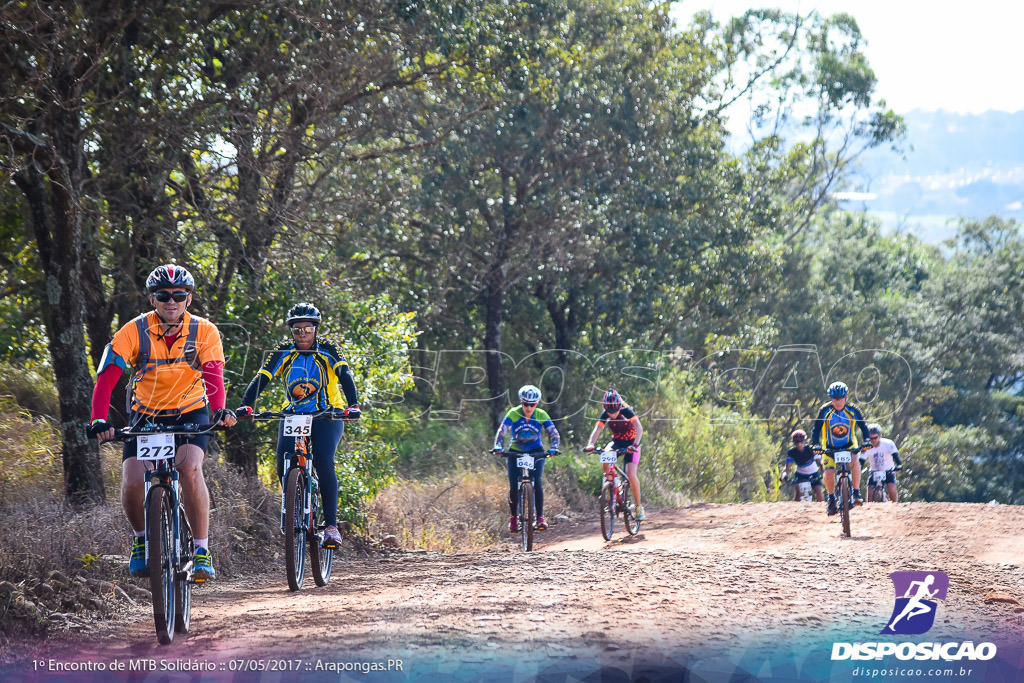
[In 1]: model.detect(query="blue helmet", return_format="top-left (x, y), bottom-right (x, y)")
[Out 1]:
top-left (827, 381), bottom-right (849, 399)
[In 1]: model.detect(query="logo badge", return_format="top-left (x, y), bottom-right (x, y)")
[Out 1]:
top-left (881, 571), bottom-right (948, 635)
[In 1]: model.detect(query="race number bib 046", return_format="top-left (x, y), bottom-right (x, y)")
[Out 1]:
top-left (283, 415), bottom-right (313, 437)
top-left (137, 433), bottom-right (175, 461)
top-left (516, 455), bottom-right (535, 470)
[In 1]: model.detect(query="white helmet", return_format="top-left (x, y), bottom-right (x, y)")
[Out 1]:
top-left (518, 384), bottom-right (541, 404)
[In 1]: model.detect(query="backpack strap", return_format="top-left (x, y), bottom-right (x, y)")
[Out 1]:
top-left (126, 313), bottom-right (203, 415)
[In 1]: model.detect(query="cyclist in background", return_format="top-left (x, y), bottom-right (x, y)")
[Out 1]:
top-left (811, 381), bottom-right (870, 516)
top-left (583, 389), bottom-right (646, 520)
top-left (782, 429), bottom-right (824, 501)
top-left (87, 264), bottom-right (236, 580)
top-left (493, 384), bottom-right (560, 533)
top-left (860, 423), bottom-right (902, 502)
top-left (235, 302), bottom-right (360, 548)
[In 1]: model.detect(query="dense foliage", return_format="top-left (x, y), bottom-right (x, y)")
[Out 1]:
top-left (1, 1), bottom-right (1020, 514)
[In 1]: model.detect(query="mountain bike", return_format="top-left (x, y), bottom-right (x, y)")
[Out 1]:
top-left (784, 471), bottom-right (823, 502)
top-left (107, 421), bottom-right (223, 645)
top-left (492, 448), bottom-right (559, 551)
top-left (813, 445), bottom-right (866, 537)
top-left (242, 410), bottom-right (350, 591)
top-left (596, 446), bottom-right (640, 541)
top-left (867, 469), bottom-right (893, 502)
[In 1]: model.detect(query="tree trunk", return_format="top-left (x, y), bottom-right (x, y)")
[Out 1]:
top-left (15, 162), bottom-right (105, 505)
top-left (484, 264), bottom-right (507, 428)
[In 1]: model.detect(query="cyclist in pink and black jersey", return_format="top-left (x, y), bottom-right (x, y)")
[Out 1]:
top-left (583, 389), bottom-right (645, 521)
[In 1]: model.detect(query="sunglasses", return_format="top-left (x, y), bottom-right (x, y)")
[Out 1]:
top-left (521, 401), bottom-right (538, 408)
top-left (793, 438), bottom-right (805, 443)
top-left (870, 435), bottom-right (880, 439)
top-left (291, 326), bottom-right (316, 335)
top-left (153, 291), bottom-right (189, 302)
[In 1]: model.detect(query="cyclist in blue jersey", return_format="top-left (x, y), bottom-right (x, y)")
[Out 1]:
top-left (236, 303), bottom-right (360, 547)
top-left (493, 384), bottom-right (560, 533)
top-left (811, 381), bottom-right (870, 515)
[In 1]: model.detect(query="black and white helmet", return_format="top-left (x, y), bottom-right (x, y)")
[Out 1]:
top-left (146, 264), bottom-right (195, 292)
top-left (286, 302), bottom-right (322, 326)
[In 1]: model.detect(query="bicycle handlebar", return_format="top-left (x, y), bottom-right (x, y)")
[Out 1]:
top-left (238, 408), bottom-right (354, 422)
top-left (811, 445), bottom-right (868, 455)
top-left (491, 448), bottom-right (560, 457)
top-left (104, 422), bottom-right (228, 443)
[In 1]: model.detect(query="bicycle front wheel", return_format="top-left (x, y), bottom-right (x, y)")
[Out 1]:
top-left (284, 467), bottom-right (308, 591)
top-left (622, 480), bottom-right (640, 536)
top-left (175, 504), bottom-right (193, 634)
top-left (520, 482), bottom-right (535, 551)
top-left (146, 486), bottom-right (176, 644)
top-left (839, 476), bottom-right (852, 538)
top-left (310, 485), bottom-right (333, 587)
top-left (599, 482), bottom-right (615, 541)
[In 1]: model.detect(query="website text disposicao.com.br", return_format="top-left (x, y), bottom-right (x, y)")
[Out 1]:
top-left (852, 665), bottom-right (979, 679)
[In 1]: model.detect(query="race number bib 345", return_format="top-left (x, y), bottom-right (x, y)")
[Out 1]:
top-left (283, 415), bottom-right (313, 437)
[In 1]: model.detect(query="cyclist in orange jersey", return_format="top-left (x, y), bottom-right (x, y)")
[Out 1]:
top-left (88, 264), bottom-right (236, 580)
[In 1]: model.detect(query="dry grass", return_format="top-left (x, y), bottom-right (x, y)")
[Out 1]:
top-left (365, 462), bottom-right (582, 552)
top-left (0, 402), bottom-right (279, 639)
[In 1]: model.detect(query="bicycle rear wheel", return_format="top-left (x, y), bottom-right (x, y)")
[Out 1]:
top-left (146, 486), bottom-right (176, 644)
top-left (174, 504), bottom-right (193, 634)
top-left (622, 480), bottom-right (640, 536)
top-left (310, 484), bottom-right (333, 587)
top-left (839, 476), bottom-right (852, 537)
top-left (520, 482), bottom-right (535, 551)
top-left (284, 467), bottom-right (307, 591)
top-left (600, 482), bottom-right (615, 541)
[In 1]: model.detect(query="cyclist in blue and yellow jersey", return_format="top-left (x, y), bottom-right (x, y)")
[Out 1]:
top-left (493, 384), bottom-right (561, 533)
top-left (811, 381), bottom-right (870, 515)
top-left (87, 264), bottom-right (237, 580)
top-left (236, 302), bottom-right (360, 548)
top-left (583, 389), bottom-right (646, 520)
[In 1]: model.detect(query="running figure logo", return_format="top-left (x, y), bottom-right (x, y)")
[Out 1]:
top-left (881, 571), bottom-right (949, 635)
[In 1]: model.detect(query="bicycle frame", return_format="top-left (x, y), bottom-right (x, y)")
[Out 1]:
top-left (111, 421), bottom-right (220, 645)
top-left (495, 449), bottom-right (551, 552)
top-left (597, 446), bottom-right (640, 540)
top-left (244, 409), bottom-right (342, 589)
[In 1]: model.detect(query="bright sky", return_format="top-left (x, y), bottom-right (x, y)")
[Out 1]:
top-left (670, 1), bottom-right (1024, 115)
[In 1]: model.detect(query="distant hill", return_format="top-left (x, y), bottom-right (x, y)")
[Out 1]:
top-left (841, 110), bottom-right (1024, 242)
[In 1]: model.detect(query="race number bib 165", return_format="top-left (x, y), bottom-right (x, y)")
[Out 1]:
top-left (283, 415), bottom-right (313, 437)
top-left (137, 433), bottom-right (175, 461)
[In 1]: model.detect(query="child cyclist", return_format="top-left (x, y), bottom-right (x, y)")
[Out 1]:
top-left (583, 389), bottom-right (645, 521)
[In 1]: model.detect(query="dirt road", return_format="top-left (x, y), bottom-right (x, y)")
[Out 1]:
top-left (4, 502), bottom-right (1024, 682)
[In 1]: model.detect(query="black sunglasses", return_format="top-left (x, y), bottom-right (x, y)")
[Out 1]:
top-left (153, 291), bottom-right (189, 302)
top-left (521, 401), bottom-right (538, 408)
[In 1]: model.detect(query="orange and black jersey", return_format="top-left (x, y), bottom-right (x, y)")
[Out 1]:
top-left (811, 402), bottom-right (869, 450)
top-left (598, 407), bottom-right (640, 444)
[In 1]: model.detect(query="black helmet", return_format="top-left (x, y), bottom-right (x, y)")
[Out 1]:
top-left (286, 302), bottom-right (321, 326)
top-left (146, 264), bottom-right (195, 292)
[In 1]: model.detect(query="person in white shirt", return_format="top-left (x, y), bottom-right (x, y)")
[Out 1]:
top-left (860, 423), bottom-right (902, 502)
